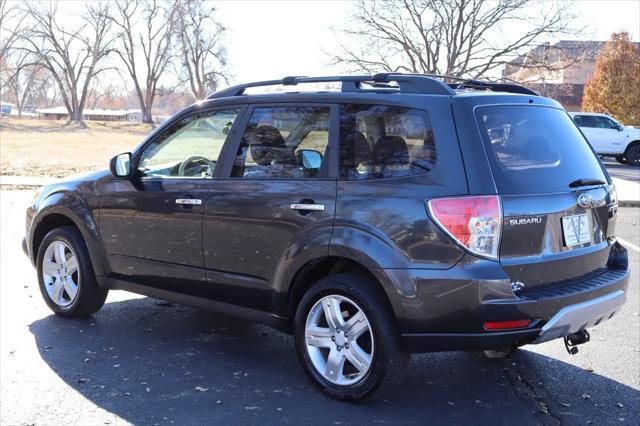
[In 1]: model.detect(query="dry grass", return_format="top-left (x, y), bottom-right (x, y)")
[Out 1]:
top-left (0, 117), bottom-right (153, 177)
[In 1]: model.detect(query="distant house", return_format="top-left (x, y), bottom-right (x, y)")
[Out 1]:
top-left (503, 40), bottom-right (640, 111)
top-left (0, 102), bottom-right (38, 118)
top-left (502, 40), bottom-right (610, 111)
top-left (0, 102), bottom-right (14, 117)
top-left (36, 107), bottom-right (143, 122)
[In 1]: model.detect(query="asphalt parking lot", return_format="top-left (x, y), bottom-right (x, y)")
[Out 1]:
top-left (1, 189), bottom-right (638, 426)
top-left (602, 159), bottom-right (640, 183)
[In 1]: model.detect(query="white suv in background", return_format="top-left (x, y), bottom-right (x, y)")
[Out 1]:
top-left (569, 112), bottom-right (640, 166)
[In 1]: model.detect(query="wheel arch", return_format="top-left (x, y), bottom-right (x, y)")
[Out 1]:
top-left (285, 256), bottom-right (402, 329)
top-left (625, 140), bottom-right (640, 152)
top-left (32, 214), bottom-right (77, 261)
top-left (30, 192), bottom-right (104, 276)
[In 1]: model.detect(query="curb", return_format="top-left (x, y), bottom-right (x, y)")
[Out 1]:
top-left (619, 200), bottom-right (640, 208)
top-left (0, 184), bottom-right (42, 190)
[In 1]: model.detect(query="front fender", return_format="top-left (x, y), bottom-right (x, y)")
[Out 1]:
top-left (30, 189), bottom-right (104, 276)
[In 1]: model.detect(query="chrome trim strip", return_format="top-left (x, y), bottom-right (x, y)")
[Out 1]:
top-left (290, 203), bottom-right (325, 211)
top-left (175, 199), bottom-right (202, 205)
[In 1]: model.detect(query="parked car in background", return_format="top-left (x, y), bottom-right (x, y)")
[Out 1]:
top-left (23, 74), bottom-right (629, 400)
top-left (569, 112), bottom-right (640, 166)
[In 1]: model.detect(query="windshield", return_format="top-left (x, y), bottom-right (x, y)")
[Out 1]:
top-left (475, 106), bottom-right (608, 195)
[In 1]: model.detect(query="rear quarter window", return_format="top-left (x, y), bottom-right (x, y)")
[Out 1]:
top-left (339, 104), bottom-right (436, 180)
top-left (475, 106), bottom-right (607, 195)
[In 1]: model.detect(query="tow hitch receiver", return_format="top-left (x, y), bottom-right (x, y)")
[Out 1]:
top-left (563, 330), bottom-right (590, 355)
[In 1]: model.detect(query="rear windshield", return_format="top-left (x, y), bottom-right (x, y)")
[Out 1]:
top-left (475, 106), bottom-right (607, 195)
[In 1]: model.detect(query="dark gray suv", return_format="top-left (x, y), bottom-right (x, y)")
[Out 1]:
top-left (23, 74), bottom-right (630, 400)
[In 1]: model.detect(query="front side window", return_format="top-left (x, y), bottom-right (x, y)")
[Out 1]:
top-left (339, 104), bottom-right (436, 180)
top-left (231, 106), bottom-right (330, 179)
top-left (597, 116), bottom-right (619, 130)
top-left (138, 109), bottom-right (240, 178)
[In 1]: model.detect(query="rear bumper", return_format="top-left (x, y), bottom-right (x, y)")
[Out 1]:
top-left (393, 244), bottom-right (630, 352)
top-left (532, 289), bottom-right (625, 343)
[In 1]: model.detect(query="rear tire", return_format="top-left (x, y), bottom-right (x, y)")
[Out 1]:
top-left (625, 143), bottom-right (640, 166)
top-left (37, 226), bottom-right (107, 317)
top-left (294, 273), bottom-right (409, 400)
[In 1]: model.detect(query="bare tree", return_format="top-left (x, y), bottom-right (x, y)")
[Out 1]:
top-left (21, 1), bottom-right (113, 123)
top-left (111, 0), bottom-right (176, 123)
top-left (1, 49), bottom-right (46, 115)
top-left (176, 0), bottom-right (229, 99)
top-left (30, 71), bottom-right (60, 108)
top-left (331, 0), bottom-right (581, 79)
top-left (0, 0), bottom-right (24, 66)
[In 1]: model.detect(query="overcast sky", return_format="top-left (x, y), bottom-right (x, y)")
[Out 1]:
top-left (5, 0), bottom-right (640, 95)
top-left (216, 0), bottom-right (640, 84)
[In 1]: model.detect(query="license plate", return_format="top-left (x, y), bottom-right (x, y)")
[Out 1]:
top-left (562, 213), bottom-right (592, 247)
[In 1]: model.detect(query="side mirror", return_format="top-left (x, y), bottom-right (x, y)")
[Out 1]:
top-left (110, 152), bottom-right (132, 178)
top-left (617, 124), bottom-right (625, 132)
top-left (298, 149), bottom-right (322, 171)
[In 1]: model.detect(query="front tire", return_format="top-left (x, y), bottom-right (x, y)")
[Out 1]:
top-left (37, 226), bottom-right (107, 317)
top-left (625, 144), bottom-right (640, 166)
top-left (294, 273), bottom-right (409, 400)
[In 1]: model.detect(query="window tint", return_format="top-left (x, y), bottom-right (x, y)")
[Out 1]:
top-left (139, 109), bottom-right (239, 178)
top-left (572, 115), bottom-right (587, 127)
top-left (339, 104), bottom-right (435, 180)
top-left (476, 106), bottom-right (607, 195)
top-left (232, 106), bottom-right (330, 179)
top-left (597, 116), bottom-right (619, 129)
top-left (576, 115), bottom-right (619, 129)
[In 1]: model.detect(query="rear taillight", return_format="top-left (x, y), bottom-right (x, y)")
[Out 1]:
top-left (427, 195), bottom-right (502, 260)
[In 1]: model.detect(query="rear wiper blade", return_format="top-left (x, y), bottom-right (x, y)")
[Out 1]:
top-left (568, 178), bottom-right (606, 188)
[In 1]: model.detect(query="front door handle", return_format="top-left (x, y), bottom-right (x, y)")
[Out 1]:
top-left (176, 198), bottom-right (202, 206)
top-left (290, 203), bottom-right (324, 211)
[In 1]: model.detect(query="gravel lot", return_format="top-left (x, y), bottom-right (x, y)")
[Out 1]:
top-left (1, 189), bottom-right (638, 425)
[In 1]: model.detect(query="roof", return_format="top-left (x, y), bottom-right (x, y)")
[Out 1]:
top-left (208, 74), bottom-right (539, 99)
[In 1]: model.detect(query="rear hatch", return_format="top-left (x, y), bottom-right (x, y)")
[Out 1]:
top-left (474, 105), bottom-right (617, 290)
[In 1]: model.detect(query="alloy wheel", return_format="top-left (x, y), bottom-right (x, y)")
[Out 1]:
top-left (304, 294), bottom-right (374, 386)
top-left (41, 240), bottom-right (80, 307)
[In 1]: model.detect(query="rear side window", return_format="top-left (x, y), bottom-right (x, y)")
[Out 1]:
top-left (339, 104), bottom-right (436, 180)
top-left (476, 106), bottom-right (607, 195)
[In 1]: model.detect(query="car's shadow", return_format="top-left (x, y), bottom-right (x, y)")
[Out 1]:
top-left (30, 297), bottom-right (639, 425)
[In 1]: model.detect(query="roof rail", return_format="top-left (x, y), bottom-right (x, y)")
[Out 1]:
top-left (207, 74), bottom-right (455, 99)
top-left (386, 73), bottom-right (539, 96)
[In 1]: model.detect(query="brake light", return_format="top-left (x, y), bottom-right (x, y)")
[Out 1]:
top-left (427, 195), bottom-right (502, 260)
top-left (484, 320), bottom-right (531, 330)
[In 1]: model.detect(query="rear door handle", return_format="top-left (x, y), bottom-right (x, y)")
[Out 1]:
top-left (176, 198), bottom-right (202, 205)
top-left (290, 203), bottom-right (325, 211)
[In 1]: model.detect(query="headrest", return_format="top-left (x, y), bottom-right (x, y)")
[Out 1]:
top-left (373, 136), bottom-right (409, 166)
top-left (341, 131), bottom-right (371, 167)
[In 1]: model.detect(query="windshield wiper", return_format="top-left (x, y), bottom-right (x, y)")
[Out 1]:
top-left (569, 178), bottom-right (606, 188)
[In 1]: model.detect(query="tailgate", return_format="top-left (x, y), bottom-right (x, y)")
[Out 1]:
top-left (500, 187), bottom-right (615, 288)
top-left (473, 104), bottom-right (617, 288)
